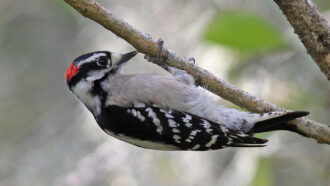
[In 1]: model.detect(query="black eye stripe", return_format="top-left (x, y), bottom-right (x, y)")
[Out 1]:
top-left (67, 51), bottom-right (112, 87)
top-left (68, 62), bottom-right (105, 87)
top-left (73, 51), bottom-right (111, 65)
top-left (97, 57), bottom-right (108, 66)
top-left (108, 52), bottom-right (112, 66)
top-left (80, 62), bottom-right (104, 72)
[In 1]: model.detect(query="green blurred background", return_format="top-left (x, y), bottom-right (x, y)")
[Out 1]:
top-left (0, 0), bottom-right (329, 185)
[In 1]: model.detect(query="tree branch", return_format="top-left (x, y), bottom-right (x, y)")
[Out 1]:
top-left (64, 0), bottom-right (330, 144)
top-left (273, 0), bottom-right (330, 80)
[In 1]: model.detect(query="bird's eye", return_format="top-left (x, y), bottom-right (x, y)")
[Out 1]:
top-left (97, 58), bottom-right (108, 66)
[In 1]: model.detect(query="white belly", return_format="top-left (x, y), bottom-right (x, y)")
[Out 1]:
top-left (104, 129), bottom-right (179, 150)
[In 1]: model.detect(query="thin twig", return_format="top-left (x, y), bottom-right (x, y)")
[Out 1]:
top-left (64, 0), bottom-right (330, 144)
top-left (274, 0), bottom-right (330, 80)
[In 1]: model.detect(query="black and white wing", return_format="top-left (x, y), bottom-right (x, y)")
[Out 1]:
top-left (95, 104), bottom-right (267, 151)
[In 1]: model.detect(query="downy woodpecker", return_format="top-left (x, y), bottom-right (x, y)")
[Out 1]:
top-left (65, 44), bottom-right (308, 151)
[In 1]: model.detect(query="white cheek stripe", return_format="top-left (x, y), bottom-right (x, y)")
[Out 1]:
top-left (82, 53), bottom-right (107, 64)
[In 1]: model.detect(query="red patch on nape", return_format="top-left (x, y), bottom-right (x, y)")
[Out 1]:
top-left (65, 63), bottom-right (79, 81)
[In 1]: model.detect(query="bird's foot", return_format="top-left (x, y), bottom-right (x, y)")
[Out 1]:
top-left (188, 57), bottom-right (195, 64)
top-left (186, 57), bottom-right (201, 86)
top-left (144, 38), bottom-right (168, 70)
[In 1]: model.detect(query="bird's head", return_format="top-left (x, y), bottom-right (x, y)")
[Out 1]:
top-left (65, 50), bottom-right (137, 89)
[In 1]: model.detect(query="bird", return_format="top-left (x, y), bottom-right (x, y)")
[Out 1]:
top-left (65, 44), bottom-right (309, 151)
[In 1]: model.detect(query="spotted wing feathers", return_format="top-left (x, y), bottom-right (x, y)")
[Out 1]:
top-left (97, 104), bottom-right (268, 151)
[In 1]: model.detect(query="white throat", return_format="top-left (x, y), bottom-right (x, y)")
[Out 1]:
top-left (71, 80), bottom-right (102, 116)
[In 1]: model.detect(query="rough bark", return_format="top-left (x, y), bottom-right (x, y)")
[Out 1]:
top-left (64, 0), bottom-right (330, 144)
top-left (274, 0), bottom-right (330, 80)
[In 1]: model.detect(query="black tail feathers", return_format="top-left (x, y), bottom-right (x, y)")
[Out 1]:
top-left (226, 134), bottom-right (268, 148)
top-left (249, 111), bottom-right (309, 135)
top-left (227, 111), bottom-right (308, 148)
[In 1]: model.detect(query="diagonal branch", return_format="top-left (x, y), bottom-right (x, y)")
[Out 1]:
top-left (273, 0), bottom-right (330, 80)
top-left (64, 0), bottom-right (330, 144)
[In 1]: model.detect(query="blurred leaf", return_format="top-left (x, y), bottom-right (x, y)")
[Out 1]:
top-left (204, 11), bottom-right (286, 53)
top-left (251, 158), bottom-right (274, 186)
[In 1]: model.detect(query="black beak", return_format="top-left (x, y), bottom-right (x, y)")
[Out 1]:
top-left (117, 51), bottom-right (138, 66)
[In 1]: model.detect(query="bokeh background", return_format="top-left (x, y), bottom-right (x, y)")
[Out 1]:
top-left (0, 0), bottom-right (329, 185)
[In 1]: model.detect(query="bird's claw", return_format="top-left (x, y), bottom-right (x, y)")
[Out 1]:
top-left (194, 74), bottom-right (202, 87)
top-left (188, 57), bottom-right (195, 64)
top-left (144, 38), bottom-right (168, 70)
top-left (187, 57), bottom-right (199, 86)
